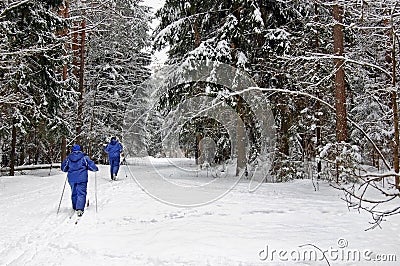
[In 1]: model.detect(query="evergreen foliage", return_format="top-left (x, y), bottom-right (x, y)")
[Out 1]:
top-left (0, 0), bottom-right (70, 165)
top-left (68, 0), bottom-right (152, 161)
top-left (153, 0), bottom-right (400, 183)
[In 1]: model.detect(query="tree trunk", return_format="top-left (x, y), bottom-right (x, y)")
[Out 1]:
top-left (10, 123), bottom-right (17, 176)
top-left (333, 3), bottom-right (347, 143)
top-left (315, 3), bottom-right (322, 179)
top-left (236, 97), bottom-right (246, 176)
top-left (390, 28), bottom-right (400, 188)
top-left (193, 17), bottom-right (201, 47)
top-left (72, 22), bottom-right (79, 77)
top-left (19, 141), bottom-right (25, 166)
top-left (34, 127), bottom-right (39, 164)
top-left (76, 18), bottom-right (86, 144)
top-left (384, 15), bottom-right (400, 188)
top-left (279, 104), bottom-right (291, 157)
top-left (88, 92), bottom-right (96, 158)
top-left (391, 90), bottom-right (399, 188)
top-left (59, 1), bottom-right (69, 163)
top-left (190, 2), bottom-right (201, 48)
top-left (195, 133), bottom-right (201, 165)
top-left (316, 93), bottom-right (322, 179)
top-left (61, 137), bottom-right (67, 162)
top-left (230, 2), bottom-right (246, 176)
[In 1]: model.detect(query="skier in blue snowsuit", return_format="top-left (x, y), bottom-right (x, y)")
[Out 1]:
top-left (61, 144), bottom-right (98, 216)
top-left (104, 137), bottom-right (123, 180)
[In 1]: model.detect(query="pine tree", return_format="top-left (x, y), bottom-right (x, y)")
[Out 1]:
top-left (154, 0), bottom-right (317, 178)
top-left (0, 0), bottom-right (70, 174)
top-left (83, 0), bottom-right (152, 161)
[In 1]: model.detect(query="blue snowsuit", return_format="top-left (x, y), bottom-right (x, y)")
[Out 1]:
top-left (61, 145), bottom-right (98, 211)
top-left (104, 139), bottom-right (123, 178)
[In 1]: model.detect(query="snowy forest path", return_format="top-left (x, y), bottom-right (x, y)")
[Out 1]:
top-left (0, 174), bottom-right (71, 264)
top-left (1, 159), bottom-right (400, 265)
top-left (0, 165), bottom-right (138, 265)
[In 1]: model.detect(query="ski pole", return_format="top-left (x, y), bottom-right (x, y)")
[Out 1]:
top-left (95, 171), bottom-right (98, 213)
top-left (123, 161), bottom-right (129, 178)
top-left (57, 176), bottom-right (68, 215)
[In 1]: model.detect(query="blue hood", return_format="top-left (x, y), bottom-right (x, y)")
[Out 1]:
top-left (72, 144), bottom-right (81, 152)
top-left (69, 151), bottom-right (84, 162)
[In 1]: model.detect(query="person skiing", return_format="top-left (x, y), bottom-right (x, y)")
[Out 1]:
top-left (104, 136), bottom-right (123, 180)
top-left (61, 144), bottom-right (98, 217)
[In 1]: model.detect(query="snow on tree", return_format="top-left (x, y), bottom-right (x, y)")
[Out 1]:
top-left (0, 0), bottom-right (71, 174)
top-left (329, 0), bottom-right (400, 228)
top-left (82, 0), bottom-right (152, 161)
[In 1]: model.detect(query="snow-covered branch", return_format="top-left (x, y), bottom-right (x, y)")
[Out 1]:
top-left (0, 0), bottom-right (30, 19)
top-left (282, 53), bottom-right (392, 78)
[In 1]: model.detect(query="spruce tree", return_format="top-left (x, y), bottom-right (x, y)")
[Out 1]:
top-left (84, 0), bottom-right (152, 161)
top-left (0, 0), bottom-right (71, 173)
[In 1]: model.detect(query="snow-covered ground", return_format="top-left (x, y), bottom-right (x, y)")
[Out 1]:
top-left (0, 157), bottom-right (399, 266)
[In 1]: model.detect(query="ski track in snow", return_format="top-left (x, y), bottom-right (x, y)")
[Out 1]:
top-left (0, 158), bottom-right (399, 266)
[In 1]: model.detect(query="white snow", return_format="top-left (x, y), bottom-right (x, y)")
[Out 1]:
top-left (0, 158), bottom-right (399, 265)
top-left (252, 8), bottom-right (264, 27)
top-left (141, 0), bottom-right (168, 70)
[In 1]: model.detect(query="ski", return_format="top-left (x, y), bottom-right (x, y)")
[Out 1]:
top-left (73, 199), bottom-right (89, 223)
top-left (74, 210), bottom-right (84, 224)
